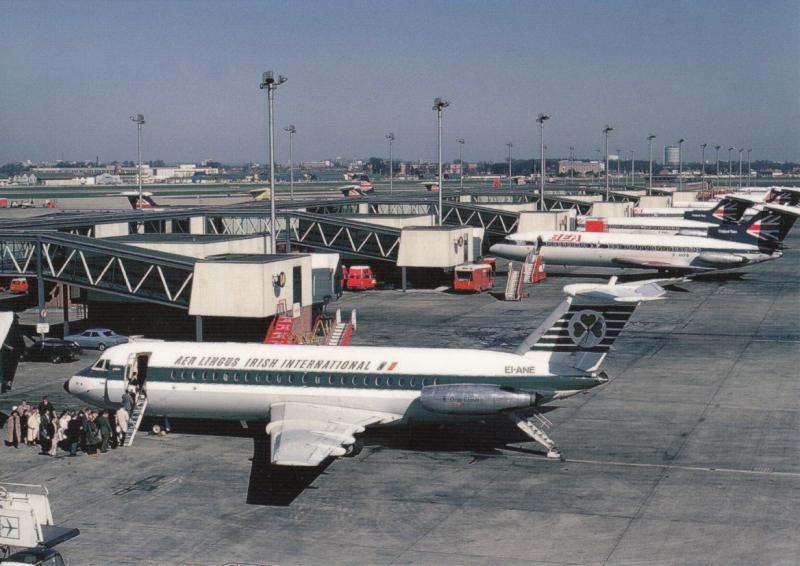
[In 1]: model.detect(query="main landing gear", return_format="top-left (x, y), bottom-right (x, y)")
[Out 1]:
top-left (510, 412), bottom-right (562, 460)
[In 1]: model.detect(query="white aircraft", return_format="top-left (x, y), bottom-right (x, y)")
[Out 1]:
top-left (64, 279), bottom-right (665, 465)
top-left (490, 204), bottom-right (800, 273)
top-left (633, 187), bottom-right (800, 218)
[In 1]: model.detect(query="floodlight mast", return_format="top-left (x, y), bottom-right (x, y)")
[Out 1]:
top-left (646, 134), bottom-right (656, 195)
top-left (457, 138), bottom-right (465, 192)
top-left (738, 148), bottom-right (744, 190)
top-left (568, 146), bottom-right (575, 184)
top-left (747, 148), bottom-right (752, 184)
top-left (284, 125), bottom-right (296, 200)
top-left (506, 142), bottom-right (513, 188)
top-left (260, 70), bottom-right (287, 254)
top-left (677, 138), bottom-right (685, 189)
top-left (728, 147), bottom-right (735, 189)
top-left (433, 98), bottom-right (449, 225)
top-left (700, 143), bottom-right (707, 179)
top-left (603, 125), bottom-right (613, 200)
top-left (129, 113), bottom-right (145, 207)
top-left (537, 113), bottom-right (549, 210)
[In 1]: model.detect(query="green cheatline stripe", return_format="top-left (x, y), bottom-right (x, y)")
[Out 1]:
top-left (94, 365), bottom-right (602, 393)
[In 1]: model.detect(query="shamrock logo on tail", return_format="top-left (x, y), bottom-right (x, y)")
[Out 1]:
top-left (568, 310), bottom-right (607, 348)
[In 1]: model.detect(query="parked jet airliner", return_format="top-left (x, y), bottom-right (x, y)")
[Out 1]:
top-left (490, 204), bottom-right (800, 272)
top-left (65, 279), bottom-right (665, 466)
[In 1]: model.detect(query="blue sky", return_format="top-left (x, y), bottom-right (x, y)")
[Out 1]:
top-left (1, 0), bottom-right (798, 164)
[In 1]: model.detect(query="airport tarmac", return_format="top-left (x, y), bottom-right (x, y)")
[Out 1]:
top-left (1, 236), bottom-right (799, 565)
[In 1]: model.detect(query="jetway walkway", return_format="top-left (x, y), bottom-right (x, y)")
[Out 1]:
top-left (0, 232), bottom-right (195, 308)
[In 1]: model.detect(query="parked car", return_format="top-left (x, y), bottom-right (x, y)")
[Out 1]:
top-left (343, 266), bottom-right (377, 291)
top-left (64, 328), bottom-right (128, 351)
top-left (24, 339), bottom-right (81, 364)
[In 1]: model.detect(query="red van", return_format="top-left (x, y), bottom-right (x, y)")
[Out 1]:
top-left (344, 266), bottom-right (377, 291)
top-left (9, 278), bottom-right (28, 294)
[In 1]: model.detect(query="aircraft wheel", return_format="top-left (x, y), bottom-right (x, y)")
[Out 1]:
top-left (345, 438), bottom-right (363, 457)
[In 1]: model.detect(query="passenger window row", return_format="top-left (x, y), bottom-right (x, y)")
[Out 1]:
top-left (165, 369), bottom-right (439, 388)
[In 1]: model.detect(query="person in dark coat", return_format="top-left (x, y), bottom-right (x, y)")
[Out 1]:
top-left (37, 396), bottom-right (54, 417)
top-left (121, 390), bottom-right (134, 413)
top-left (66, 412), bottom-right (82, 457)
top-left (39, 410), bottom-right (54, 455)
top-left (85, 412), bottom-right (100, 455)
top-left (79, 410), bottom-right (89, 452)
top-left (96, 411), bottom-right (112, 453)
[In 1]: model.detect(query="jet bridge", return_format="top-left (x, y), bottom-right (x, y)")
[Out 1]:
top-left (0, 232), bottom-right (195, 309)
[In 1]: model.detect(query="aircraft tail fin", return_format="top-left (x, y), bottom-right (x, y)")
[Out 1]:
top-left (765, 187), bottom-right (800, 206)
top-left (517, 278), bottom-right (666, 372)
top-left (683, 196), bottom-right (754, 223)
top-left (709, 203), bottom-right (800, 248)
top-left (125, 193), bottom-right (158, 209)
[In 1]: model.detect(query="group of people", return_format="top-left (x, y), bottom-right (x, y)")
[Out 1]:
top-left (4, 395), bottom-right (131, 457)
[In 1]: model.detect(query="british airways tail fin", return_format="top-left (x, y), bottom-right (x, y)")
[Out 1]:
top-left (708, 203), bottom-right (800, 248)
top-left (683, 195), bottom-right (755, 223)
top-left (764, 187), bottom-right (800, 206)
top-left (517, 278), bottom-right (666, 372)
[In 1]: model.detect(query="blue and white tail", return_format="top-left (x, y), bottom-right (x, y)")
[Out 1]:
top-left (516, 279), bottom-right (666, 372)
top-left (708, 203), bottom-right (800, 250)
top-left (684, 196), bottom-right (753, 223)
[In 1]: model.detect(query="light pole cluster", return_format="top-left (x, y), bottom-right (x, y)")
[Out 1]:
top-left (260, 70), bottom-right (287, 254)
top-left (433, 98), bottom-right (449, 225)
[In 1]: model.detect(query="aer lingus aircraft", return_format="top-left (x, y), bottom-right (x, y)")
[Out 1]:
top-left (64, 279), bottom-right (665, 465)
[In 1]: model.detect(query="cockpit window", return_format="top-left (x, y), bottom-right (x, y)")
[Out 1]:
top-left (92, 358), bottom-right (109, 371)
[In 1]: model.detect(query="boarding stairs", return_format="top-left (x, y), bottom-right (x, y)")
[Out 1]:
top-left (510, 411), bottom-right (561, 459)
top-left (265, 315), bottom-right (294, 344)
top-left (326, 309), bottom-right (357, 346)
top-left (504, 262), bottom-right (527, 301)
top-left (123, 394), bottom-right (148, 447)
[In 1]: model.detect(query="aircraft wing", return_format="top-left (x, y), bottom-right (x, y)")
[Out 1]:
top-left (611, 257), bottom-right (713, 272)
top-left (266, 402), bottom-right (401, 466)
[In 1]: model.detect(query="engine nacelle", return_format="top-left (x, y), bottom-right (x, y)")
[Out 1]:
top-left (698, 251), bottom-right (747, 265)
top-left (420, 384), bottom-right (535, 415)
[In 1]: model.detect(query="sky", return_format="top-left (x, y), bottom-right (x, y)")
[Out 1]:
top-left (1, 0), bottom-right (798, 165)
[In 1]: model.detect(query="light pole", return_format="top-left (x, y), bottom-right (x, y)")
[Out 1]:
top-left (568, 146), bottom-right (575, 184)
top-left (647, 134), bottom-right (656, 195)
top-left (738, 148), bottom-right (744, 190)
top-left (714, 144), bottom-right (721, 189)
top-left (700, 143), bottom-right (707, 179)
top-left (260, 70), bottom-right (287, 254)
top-left (386, 132), bottom-right (395, 193)
top-left (284, 125), bottom-right (296, 200)
top-left (129, 113), bottom-right (145, 207)
top-left (434, 98), bottom-right (449, 225)
top-left (616, 148), bottom-right (622, 186)
top-left (728, 147), bottom-right (734, 188)
top-left (630, 150), bottom-right (635, 187)
top-left (603, 125), bottom-right (613, 200)
top-left (506, 142), bottom-right (513, 188)
top-left (677, 138), bottom-right (685, 189)
top-left (457, 138), bottom-right (465, 192)
top-left (747, 149), bottom-right (752, 185)
top-left (537, 113), bottom-right (549, 211)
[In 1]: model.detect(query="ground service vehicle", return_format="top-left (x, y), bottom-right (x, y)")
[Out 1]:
top-left (453, 263), bottom-right (495, 292)
top-left (9, 278), bottom-right (28, 294)
top-left (24, 339), bottom-right (81, 364)
top-left (344, 266), bottom-right (377, 290)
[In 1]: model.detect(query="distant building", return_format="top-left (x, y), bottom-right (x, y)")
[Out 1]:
top-left (301, 160), bottom-right (333, 169)
top-left (95, 173), bottom-right (122, 185)
top-left (558, 160), bottom-right (604, 175)
top-left (664, 146), bottom-right (680, 167)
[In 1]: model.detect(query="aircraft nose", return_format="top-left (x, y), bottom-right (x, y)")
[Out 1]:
top-left (63, 378), bottom-right (71, 393)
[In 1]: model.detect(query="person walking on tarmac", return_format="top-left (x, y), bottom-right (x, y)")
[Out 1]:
top-left (115, 406), bottom-right (129, 447)
top-left (85, 412), bottom-right (101, 456)
top-left (66, 413), bottom-right (82, 457)
top-left (97, 410), bottom-right (112, 453)
top-left (5, 408), bottom-right (21, 448)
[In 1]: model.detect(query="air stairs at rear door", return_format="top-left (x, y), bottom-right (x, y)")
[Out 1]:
top-left (123, 394), bottom-right (148, 447)
top-left (326, 309), bottom-right (357, 346)
top-left (264, 315), bottom-right (295, 344)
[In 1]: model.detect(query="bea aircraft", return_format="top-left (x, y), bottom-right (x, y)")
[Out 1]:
top-left (65, 279), bottom-right (665, 466)
top-left (490, 203), bottom-right (800, 273)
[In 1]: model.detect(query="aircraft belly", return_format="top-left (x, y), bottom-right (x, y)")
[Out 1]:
top-left (542, 247), bottom-right (604, 267)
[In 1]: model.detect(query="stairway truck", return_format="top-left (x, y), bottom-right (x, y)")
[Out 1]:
top-left (420, 384), bottom-right (537, 415)
top-left (344, 266), bottom-right (377, 291)
top-left (453, 263), bottom-right (495, 293)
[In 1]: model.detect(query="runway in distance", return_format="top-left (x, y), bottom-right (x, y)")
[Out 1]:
top-left (65, 279), bottom-right (666, 465)
top-left (491, 203), bottom-right (800, 273)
